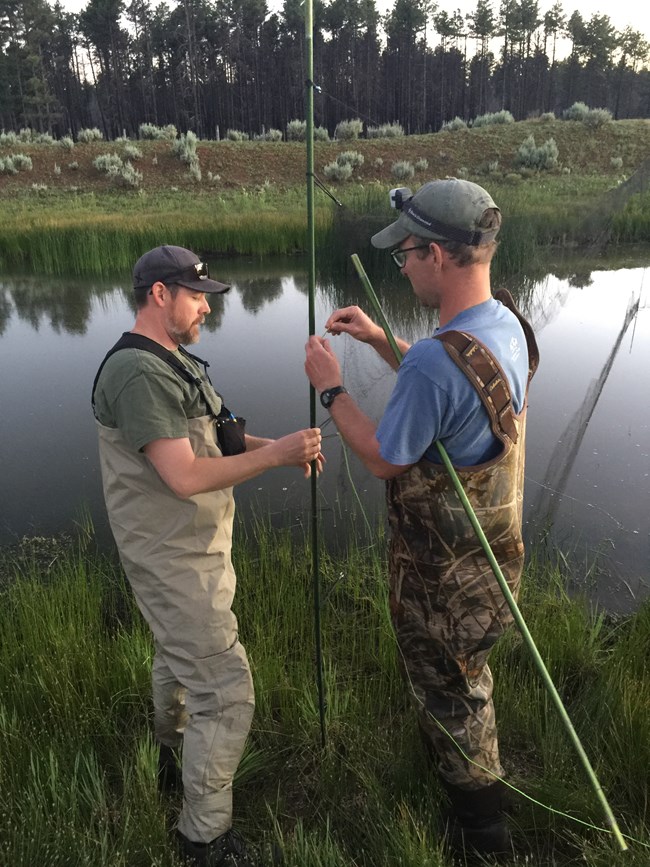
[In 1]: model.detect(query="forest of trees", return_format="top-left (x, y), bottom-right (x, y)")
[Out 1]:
top-left (1, 0), bottom-right (650, 141)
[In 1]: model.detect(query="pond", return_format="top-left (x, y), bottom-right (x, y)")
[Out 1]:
top-left (1, 253), bottom-right (649, 613)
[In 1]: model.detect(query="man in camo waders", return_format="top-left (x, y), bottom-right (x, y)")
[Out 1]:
top-left (304, 179), bottom-right (538, 863)
top-left (93, 245), bottom-right (323, 867)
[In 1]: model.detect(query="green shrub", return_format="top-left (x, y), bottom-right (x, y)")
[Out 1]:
top-left (286, 119), bottom-right (306, 141)
top-left (314, 126), bottom-right (330, 141)
top-left (0, 156), bottom-right (17, 174)
top-left (54, 163), bottom-right (61, 176)
top-left (254, 128), bottom-right (283, 142)
top-left (171, 131), bottom-right (198, 163)
top-left (18, 129), bottom-right (55, 144)
top-left (366, 122), bottom-right (404, 139)
top-left (562, 101), bottom-right (590, 121)
top-left (610, 156), bottom-right (623, 170)
top-left (0, 131), bottom-right (18, 146)
top-left (373, 157), bottom-right (384, 168)
top-left (323, 161), bottom-right (353, 182)
top-left (139, 122), bottom-right (177, 140)
top-left (10, 153), bottom-right (33, 171)
top-left (123, 144), bottom-right (142, 161)
top-left (414, 158), bottom-right (429, 171)
top-left (31, 182), bottom-right (48, 192)
top-left (515, 134), bottom-right (559, 170)
top-left (336, 150), bottom-right (364, 169)
top-left (584, 108), bottom-right (612, 128)
top-left (67, 161), bottom-right (79, 170)
top-left (93, 153), bottom-right (124, 173)
top-left (59, 136), bottom-right (75, 150)
top-left (94, 155), bottom-right (142, 188)
top-left (114, 162), bottom-right (143, 188)
top-left (334, 118), bottom-right (363, 140)
top-left (188, 160), bottom-right (202, 183)
top-left (391, 160), bottom-right (415, 180)
top-left (77, 127), bottom-right (104, 143)
top-left (472, 110), bottom-right (515, 127)
top-left (441, 116), bottom-right (468, 132)
top-left (539, 112), bottom-right (556, 122)
top-left (225, 129), bottom-right (249, 141)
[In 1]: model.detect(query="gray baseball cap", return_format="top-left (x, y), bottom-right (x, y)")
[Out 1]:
top-left (132, 245), bottom-right (230, 293)
top-left (371, 178), bottom-right (500, 249)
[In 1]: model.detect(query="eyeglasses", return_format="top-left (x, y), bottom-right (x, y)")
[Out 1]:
top-left (390, 244), bottom-right (431, 269)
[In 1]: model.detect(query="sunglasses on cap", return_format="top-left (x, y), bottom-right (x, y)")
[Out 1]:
top-left (143, 261), bottom-right (211, 293)
top-left (162, 261), bottom-right (210, 284)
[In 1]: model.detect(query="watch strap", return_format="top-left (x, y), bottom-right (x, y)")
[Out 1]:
top-left (320, 385), bottom-right (348, 409)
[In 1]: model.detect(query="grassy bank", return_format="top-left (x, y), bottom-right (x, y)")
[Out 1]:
top-left (0, 527), bottom-right (648, 866)
top-left (2, 118), bottom-right (650, 276)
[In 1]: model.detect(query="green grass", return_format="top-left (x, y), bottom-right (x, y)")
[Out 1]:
top-left (2, 175), bottom-right (650, 277)
top-left (0, 525), bottom-right (648, 866)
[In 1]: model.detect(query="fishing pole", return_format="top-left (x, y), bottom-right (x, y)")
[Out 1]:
top-left (305, 0), bottom-right (327, 749)
top-left (350, 252), bottom-right (629, 853)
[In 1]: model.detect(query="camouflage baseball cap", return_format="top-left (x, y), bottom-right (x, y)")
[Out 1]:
top-left (371, 178), bottom-right (500, 249)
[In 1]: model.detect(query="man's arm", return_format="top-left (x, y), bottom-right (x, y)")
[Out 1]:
top-left (323, 393), bottom-right (411, 480)
top-left (304, 336), bottom-right (411, 480)
top-left (244, 433), bottom-right (274, 450)
top-left (145, 428), bottom-right (323, 499)
top-left (325, 306), bottom-right (410, 371)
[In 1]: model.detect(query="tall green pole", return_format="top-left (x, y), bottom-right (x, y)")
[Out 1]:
top-left (351, 252), bottom-right (628, 852)
top-left (305, 0), bottom-right (326, 748)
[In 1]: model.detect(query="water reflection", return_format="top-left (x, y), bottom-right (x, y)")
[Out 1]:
top-left (1, 253), bottom-right (648, 613)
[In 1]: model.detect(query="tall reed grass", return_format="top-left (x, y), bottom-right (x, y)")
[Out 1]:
top-left (2, 179), bottom-right (650, 278)
top-left (0, 526), bottom-right (648, 865)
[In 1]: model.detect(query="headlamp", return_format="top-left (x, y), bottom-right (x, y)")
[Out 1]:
top-left (389, 187), bottom-right (412, 211)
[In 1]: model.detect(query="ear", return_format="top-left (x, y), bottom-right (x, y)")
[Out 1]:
top-left (149, 281), bottom-right (167, 306)
top-left (429, 241), bottom-right (445, 267)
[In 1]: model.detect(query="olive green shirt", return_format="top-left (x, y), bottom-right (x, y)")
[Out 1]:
top-left (93, 347), bottom-right (222, 452)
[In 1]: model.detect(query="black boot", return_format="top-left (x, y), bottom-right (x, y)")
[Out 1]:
top-left (177, 828), bottom-right (259, 867)
top-left (440, 779), bottom-right (513, 863)
top-left (157, 743), bottom-right (182, 795)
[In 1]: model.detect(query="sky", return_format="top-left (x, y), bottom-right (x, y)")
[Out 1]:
top-left (57, 0), bottom-right (650, 47)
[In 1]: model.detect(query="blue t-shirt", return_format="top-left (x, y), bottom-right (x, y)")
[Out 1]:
top-left (376, 298), bottom-right (529, 467)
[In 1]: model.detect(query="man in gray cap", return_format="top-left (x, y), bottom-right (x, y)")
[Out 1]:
top-left (305, 180), bottom-right (538, 862)
top-left (93, 245), bottom-right (322, 866)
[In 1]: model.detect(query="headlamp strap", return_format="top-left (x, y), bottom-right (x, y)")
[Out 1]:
top-left (403, 201), bottom-right (498, 247)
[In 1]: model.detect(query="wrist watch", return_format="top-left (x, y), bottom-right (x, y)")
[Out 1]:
top-left (320, 385), bottom-right (348, 409)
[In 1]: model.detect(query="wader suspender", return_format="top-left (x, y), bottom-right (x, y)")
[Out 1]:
top-left (91, 332), bottom-right (246, 455)
top-left (434, 288), bottom-right (540, 448)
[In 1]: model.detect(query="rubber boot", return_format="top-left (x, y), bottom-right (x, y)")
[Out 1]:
top-left (177, 829), bottom-right (259, 867)
top-left (157, 743), bottom-right (182, 795)
top-left (440, 778), bottom-right (513, 863)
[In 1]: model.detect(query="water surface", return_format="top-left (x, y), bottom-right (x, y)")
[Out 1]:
top-left (1, 256), bottom-right (648, 612)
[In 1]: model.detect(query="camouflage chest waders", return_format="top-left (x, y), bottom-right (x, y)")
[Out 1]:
top-left (387, 289), bottom-right (539, 790)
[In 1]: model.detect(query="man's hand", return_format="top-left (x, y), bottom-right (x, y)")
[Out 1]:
top-left (324, 306), bottom-right (383, 343)
top-left (144, 427), bottom-right (323, 498)
top-left (322, 307), bottom-right (409, 371)
top-left (267, 428), bottom-right (324, 475)
top-left (304, 336), bottom-right (342, 392)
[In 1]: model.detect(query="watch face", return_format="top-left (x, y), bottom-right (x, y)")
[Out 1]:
top-left (320, 386), bottom-right (346, 409)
